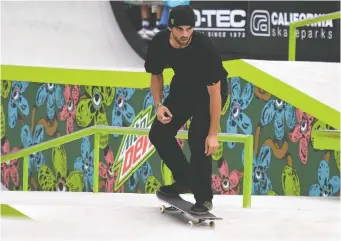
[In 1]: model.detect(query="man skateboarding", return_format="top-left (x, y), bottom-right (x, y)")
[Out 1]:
top-left (145, 5), bottom-right (228, 215)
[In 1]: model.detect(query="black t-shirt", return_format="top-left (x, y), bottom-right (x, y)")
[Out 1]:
top-left (144, 29), bottom-right (228, 103)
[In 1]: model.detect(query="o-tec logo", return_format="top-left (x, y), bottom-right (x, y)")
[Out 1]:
top-left (193, 9), bottom-right (247, 38)
top-left (250, 10), bottom-right (270, 36)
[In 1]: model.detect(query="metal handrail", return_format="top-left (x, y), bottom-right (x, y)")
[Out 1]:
top-left (0, 125), bottom-right (254, 208)
top-left (288, 11), bottom-right (341, 61)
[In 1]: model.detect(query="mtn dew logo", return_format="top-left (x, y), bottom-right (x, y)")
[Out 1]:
top-left (113, 106), bottom-right (156, 191)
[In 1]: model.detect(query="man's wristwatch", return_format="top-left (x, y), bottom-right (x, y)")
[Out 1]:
top-left (155, 103), bottom-right (162, 110)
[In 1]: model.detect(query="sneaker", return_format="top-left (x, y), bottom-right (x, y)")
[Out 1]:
top-left (138, 28), bottom-right (152, 40)
top-left (189, 201), bottom-right (213, 215)
top-left (156, 182), bottom-right (191, 197)
top-left (152, 27), bottom-right (160, 35)
top-left (145, 28), bottom-right (158, 38)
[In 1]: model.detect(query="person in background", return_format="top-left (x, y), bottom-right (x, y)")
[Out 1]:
top-left (138, 2), bottom-right (163, 40)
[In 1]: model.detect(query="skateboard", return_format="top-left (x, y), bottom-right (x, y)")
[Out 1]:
top-left (156, 191), bottom-right (222, 228)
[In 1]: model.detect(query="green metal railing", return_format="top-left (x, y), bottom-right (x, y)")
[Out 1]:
top-left (313, 130), bottom-right (341, 151)
top-left (0, 125), bottom-right (254, 208)
top-left (288, 11), bottom-right (341, 61)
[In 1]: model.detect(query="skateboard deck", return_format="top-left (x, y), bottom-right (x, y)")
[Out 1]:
top-left (156, 191), bottom-right (222, 228)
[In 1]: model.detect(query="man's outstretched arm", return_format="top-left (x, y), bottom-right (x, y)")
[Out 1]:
top-left (151, 73), bottom-right (164, 107)
top-left (204, 81), bottom-right (221, 156)
top-left (207, 81), bottom-right (221, 137)
top-left (150, 73), bottom-right (172, 123)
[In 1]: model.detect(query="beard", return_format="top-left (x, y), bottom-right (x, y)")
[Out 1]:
top-left (173, 35), bottom-right (191, 47)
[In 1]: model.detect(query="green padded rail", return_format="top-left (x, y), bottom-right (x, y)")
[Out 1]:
top-left (0, 125), bottom-right (254, 208)
top-left (313, 130), bottom-right (341, 151)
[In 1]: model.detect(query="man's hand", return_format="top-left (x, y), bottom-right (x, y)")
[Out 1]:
top-left (205, 134), bottom-right (219, 156)
top-left (157, 105), bottom-right (173, 124)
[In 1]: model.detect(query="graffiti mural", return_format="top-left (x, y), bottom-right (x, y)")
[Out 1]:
top-left (1, 78), bottom-right (340, 196)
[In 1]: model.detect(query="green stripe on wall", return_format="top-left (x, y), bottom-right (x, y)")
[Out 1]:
top-left (314, 130), bottom-right (341, 151)
top-left (0, 63), bottom-right (239, 88)
top-left (1, 60), bottom-right (339, 129)
top-left (1, 64), bottom-right (173, 88)
top-left (1, 204), bottom-right (30, 219)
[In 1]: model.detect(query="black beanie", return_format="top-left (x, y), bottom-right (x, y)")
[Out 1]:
top-left (168, 5), bottom-right (195, 27)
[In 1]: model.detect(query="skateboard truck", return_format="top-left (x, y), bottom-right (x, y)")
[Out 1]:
top-left (159, 203), bottom-right (218, 229)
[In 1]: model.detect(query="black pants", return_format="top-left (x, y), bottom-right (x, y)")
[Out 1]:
top-left (148, 94), bottom-right (213, 203)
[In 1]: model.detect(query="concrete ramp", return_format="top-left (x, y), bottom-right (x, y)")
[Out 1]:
top-left (244, 60), bottom-right (341, 113)
top-left (1, 1), bottom-right (144, 70)
top-left (1, 192), bottom-right (340, 241)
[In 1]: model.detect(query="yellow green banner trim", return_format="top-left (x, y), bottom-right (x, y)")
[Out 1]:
top-left (1, 60), bottom-right (339, 129)
top-left (1, 204), bottom-right (30, 219)
top-left (313, 130), bottom-right (340, 151)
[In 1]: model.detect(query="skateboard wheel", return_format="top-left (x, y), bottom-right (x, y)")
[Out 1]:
top-left (160, 205), bottom-right (166, 213)
top-left (209, 221), bottom-right (215, 228)
top-left (188, 221), bottom-right (194, 227)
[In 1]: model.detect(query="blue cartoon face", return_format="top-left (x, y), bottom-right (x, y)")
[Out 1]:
top-left (21, 125), bottom-right (45, 175)
top-left (226, 77), bottom-right (254, 149)
top-left (36, 83), bottom-right (64, 120)
top-left (112, 88), bottom-right (136, 137)
top-left (243, 146), bottom-right (272, 195)
top-left (8, 82), bottom-right (30, 128)
top-left (128, 162), bottom-right (153, 191)
top-left (260, 98), bottom-right (296, 141)
top-left (309, 160), bottom-right (340, 197)
top-left (74, 137), bottom-right (94, 192)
